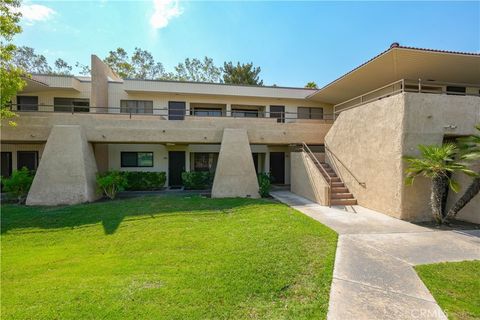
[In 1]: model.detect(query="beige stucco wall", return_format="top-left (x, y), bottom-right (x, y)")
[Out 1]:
top-left (1, 113), bottom-right (331, 146)
top-left (325, 94), bottom-right (406, 218)
top-left (212, 129), bottom-right (260, 198)
top-left (26, 125), bottom-right (99, 206)
top-left (325, 92), bottom-right (480, 222)
top-left (401, 93), bottom-right (480, 221)
top-left (291, 152), bottom-right (329, 205)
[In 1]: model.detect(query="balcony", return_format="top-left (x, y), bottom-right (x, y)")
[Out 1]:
top-left (9, 104), bottom-right (335, 124)
top-left (334, 79), bottom-right (480, 116)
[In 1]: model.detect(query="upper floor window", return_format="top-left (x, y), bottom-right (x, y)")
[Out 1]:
top-left (54, 97), bottom-right (90, 112)
top-left (168, 101), bottom-right (186, 120)
top-left (270, 105), bottom-right (285, 123)
top-left (121, 152), bottom-right (154, 167)
top-left (16, 96), bottom-right (38, 111)
top-left (298, 107), bottom-right (323, 120)
top-left (120, 100), bottom-right (153, 114)
top-left (446, 86), bottom-right (466, 96)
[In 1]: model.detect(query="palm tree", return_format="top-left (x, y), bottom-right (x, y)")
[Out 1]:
top-left (305, 82), bottom-right (318, 89)
top-left (404, 143), bottom-right (476, 224)
top-left (444, 125), bottom-right (480, 222)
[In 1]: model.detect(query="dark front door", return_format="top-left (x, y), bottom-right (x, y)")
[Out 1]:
top-left (270, 152), bottom-right (285, 184)
top-left (1, 152), bottom-right (12, 178)
top-left (270, 105), bottom-right (285, 123)
top-left (17, 96), bottom-right (38, 111)
top-left (168, 101), bottom-right (186, 120)
top-left (17, 151), bottom-right (38, 171)
top-left (168, 151), bottom-right (185, 187)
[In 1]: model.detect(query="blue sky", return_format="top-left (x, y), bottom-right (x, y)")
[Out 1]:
top-left (15, 1), bottom-right (480, 87)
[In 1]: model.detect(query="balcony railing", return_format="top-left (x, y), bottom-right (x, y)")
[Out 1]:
top-left (8, 104), bottom-right (335, 122)
top-left (334, 79), bottom-right (480, 115)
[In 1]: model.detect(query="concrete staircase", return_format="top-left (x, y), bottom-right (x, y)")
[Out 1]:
top-left (316, 160), bottom-right (357, 206)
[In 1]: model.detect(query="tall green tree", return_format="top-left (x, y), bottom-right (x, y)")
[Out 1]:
top-left (444, 125), bottom-right (480, 222)
top-left (103, 48), bottom-right (133, 78)
top-left (12, 46), bottom-right (52, 74)
top-left (222, 62), bottom-right (263, 85)
top-left (0, 0), bottom-right (25, 126)
top-left (173, 57), bottom-right (222, 82)
top-left (305, 81), bottom-right (318, 89)
top-left (404, 144), bottom-right (476, 224)
top-left (53, 58), bottom-right (73, 75)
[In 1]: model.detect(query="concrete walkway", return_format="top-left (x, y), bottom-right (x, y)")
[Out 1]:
top-left (271, 191), bottom-right (480, 320)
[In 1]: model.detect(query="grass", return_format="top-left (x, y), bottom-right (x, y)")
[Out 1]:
top-left (1, 195), bottom-right (337, 319)
top-left (415, 260), bottom-right (480, 320)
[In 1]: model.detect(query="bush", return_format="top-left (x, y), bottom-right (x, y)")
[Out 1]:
top-left (1, 167), bottom-right (34, 203)
top-left (96, 171), bottom-right (128, 200)
top-left (258, 172), bottom-right (272, 198)
top-left (121, 171), bottom-right (166, 191)
top-left (182, 171), bottom-right (213, 190)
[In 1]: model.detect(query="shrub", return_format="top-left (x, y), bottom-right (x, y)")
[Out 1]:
top-left (1, 167), bottom-right (34, 203)
top-left (96, 171), bottom-right (128, 200)
top-left (258, 172), bottom-right (272, 198)
top-left (122, 171), bottom-right (166, 191)
top-left (182, 171), bottom-right (213, 190)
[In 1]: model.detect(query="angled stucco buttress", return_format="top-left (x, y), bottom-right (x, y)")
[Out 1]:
top-left (212, 129), bottom-right (260, 198)
top-left (26, 125), bottom-right (100, 206)
top-left (91, 54), bottom-right (122, 112)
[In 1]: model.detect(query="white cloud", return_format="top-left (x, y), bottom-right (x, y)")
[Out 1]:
top-left (149, 0), bottom-right (183, 30)
top-left (19, 4), bottom-right (56, 24)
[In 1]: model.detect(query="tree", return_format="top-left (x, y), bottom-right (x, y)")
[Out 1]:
top-left (130, 48), bottom-right (165, 79)
top-left (305, 82), bottom-right (318, 89)
top-left (12, 46), bottom-right (52, 74)
top-left (53, 58), bottom-right (73, 75)
top-left (223, 62), bottom-right (263, 85)
top-left (0, 0), bottom-right (25, 126)
top-left (103, 48), bottom-right (133, 78)
top-left (173, 57), bottom-right (222, 82)
top-left (444, 125), bottom-right (480, 222)
top-left (404, 144), bottom-right (476, 224)
top-left (75, 62), bottom-right (91, 75)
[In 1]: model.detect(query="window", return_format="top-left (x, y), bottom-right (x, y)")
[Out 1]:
top-left (298, 107), bottom-right (323, 119)
top-left (168, 101), bottom-right (186, 120)
top-left (192, 108), bottom-right (223, 117)
top-left (121, 152), bottom-right (153, 167)
top-left (192, 153), bottom-right (218, 172)
top-left (120, 100), bottom-right (154, 114)
top-left (270, 105), bottom-right (285, 123)
top-left (17, 151), bottom-right (38, 171)
top-left (54, 97), bottom-right (90, 112)
top-left (446, 86), bottom-right (466, 96)
top-left (1, 152), bottom-right (12, 178)
top-left (17, 96), bottom-right (38, 111)
top-left (232, 109), bottom-right (259, 118)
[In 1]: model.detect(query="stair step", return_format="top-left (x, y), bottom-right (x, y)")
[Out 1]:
top-left (332, 187), bottom-right (349, 193)
top-left (331, 193), bottom-right (354, 199)
top-left (331, 198), bottom-right (357, 206)
top-left (331, 182), bottom-right (345, 187)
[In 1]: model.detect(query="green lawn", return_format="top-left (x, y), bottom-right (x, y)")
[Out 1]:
top-left (415, 260), bottom-right (480, 320)
top-left (1, 195), bottom-right (337, 319)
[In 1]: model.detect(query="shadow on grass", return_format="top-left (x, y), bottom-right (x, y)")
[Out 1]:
top-left (1, 195), bottom-right (275, 235)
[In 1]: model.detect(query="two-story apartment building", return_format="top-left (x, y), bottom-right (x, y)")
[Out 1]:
top-left (1, 44), bottom-right (479, 223)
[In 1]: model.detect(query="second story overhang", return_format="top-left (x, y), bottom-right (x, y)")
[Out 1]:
top-left (308, 44), bottom-right (480, 105)
top-left (21, 74), bottom-right (91, 93)
top-left (122, 79), bottom-right (317, 100)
